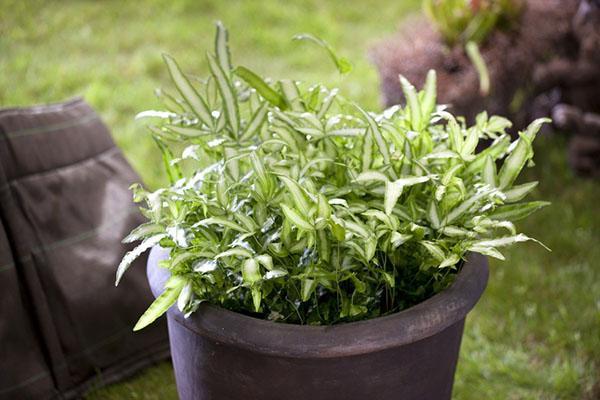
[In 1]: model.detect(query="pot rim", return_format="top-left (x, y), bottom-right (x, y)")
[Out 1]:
top-left (147, 247), bottom-right (488, 358)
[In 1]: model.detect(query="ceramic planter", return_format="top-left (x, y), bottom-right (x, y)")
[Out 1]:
top-left (147, 246), bottom-right (488, 400)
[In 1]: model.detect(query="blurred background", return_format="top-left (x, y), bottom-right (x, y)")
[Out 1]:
top-left (1, 0), bottom-right (598, 398)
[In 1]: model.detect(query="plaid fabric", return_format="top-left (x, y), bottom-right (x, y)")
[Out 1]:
top-left (0, 99), bottom-right (169, 400)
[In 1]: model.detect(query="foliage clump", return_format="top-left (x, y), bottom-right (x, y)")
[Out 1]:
top-left (424, 0), bottom-right (523, 46)
top-left (117, 23), bottom-right (548, 330)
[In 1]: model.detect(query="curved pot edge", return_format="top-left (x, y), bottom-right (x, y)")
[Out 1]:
top-left (148, 247), bottom-right (488, 358)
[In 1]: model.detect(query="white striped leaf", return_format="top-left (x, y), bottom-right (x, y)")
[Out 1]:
top-left (384, 176), bottom-right (431, 215)
top-left (281, 203), bottom-right (314, 231)
top-left (116, 234), bottom-right (166, 286)
top-left (134, 275), bottom-right (186, 331)
top-left (503, 181), bottom-right (538, 202)
top-left (207, 54), bottom-right (240, 136)
top-left (162, 54), bottom-right (213, 127)
top-left (498, 118), bottom-right (550, 189)
top-left (400, 75), bottom-right (422, 131)
top-left (488, 201), bottom-right (550, 221)
top-left (421, 70), bottom-right (437, 123)
top-left (215, 21), bottom-right (232, 72)
top-left (278, 175), bottom-right (311, 216)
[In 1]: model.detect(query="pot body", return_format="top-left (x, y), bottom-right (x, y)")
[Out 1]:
top-left (148, 247), bottom-right (488, 400)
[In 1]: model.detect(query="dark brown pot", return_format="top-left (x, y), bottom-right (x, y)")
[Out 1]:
top-left (147, 247), bottom-right (488, 400)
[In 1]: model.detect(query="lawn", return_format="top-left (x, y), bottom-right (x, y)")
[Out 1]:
top-left (1, 0), bottom-right (598, 399)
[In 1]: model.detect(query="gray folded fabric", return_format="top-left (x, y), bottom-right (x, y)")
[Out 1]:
top-left (0, 98), bottom-right (169, 399)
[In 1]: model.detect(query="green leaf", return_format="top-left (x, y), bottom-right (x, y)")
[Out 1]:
top-left (384, 176), bottom-right (431, 215)
top-left (465, 41), bottom-right (490, 96)
top-left (250, 151), bottom-right (272, 197)
top-left (461, 127), bottom-right (480, 158)
top-left (355, 105), bottom-right (393, 174)
top-left (497, 118), bottom-right (550, 189)
top-left (427, 201), bottom-right (441, 229)
top-left (421, 241), bottom-right (445, 261)
top-left (483, 155), bottom-right (497, 187)
top-left (503, 181), bottom-right (538, 202)
top-left (116, 234), bottom-right (166, 286)
top-left (488, 201), bottom-right (550, 221)
top-left (281, 203), bottom-right (314, 231)
top-left (240, 103), bottom-right (269, 142)
top-left (123, 223), bottom-right (164, 243)
top-left (207, 53), bottom-right (240, 136)
top-left (468, 245), bottom-right (505, 260)
top-left (278, 79), bottom-right (305, 112)
top-left (215, 21), bottom-right (232, 72)
top-left (361, 125), bottom-right (374, 172)
top-left (251, 287), bottom-right (262, 312)
top-left (234, 66), bottom-right (287, 109)
top-left (197, 217), bottom-right (248, 233)
top-left (400, 75), bottom-right (422, 131)
top-left (278, 175), bottom-right (311, 216)
top-left (177, 281), bottom-right (193, 312)
top-left (421, 69), bottom-right (437, 123)
top-left (134, 275), bottom-right (186, 331)
top-left (215, 248), bottom-right (254, 259)
top-left (355, 170), bottom-right (389, 183)
top-left (301, 278), bottom-right (317, 301)
top-left (164, 125), bottom-right (212, 138)
top-left (162, 54), bottom-right (213, 127)
top-left (391, 232), bottom-right (412, 248)
top-left (242, 258), bottom-right (261, 284)
top-left (439, 253), bottom-right (460, 269)
top-left (471, 234), bottom-right (550, 252)
top-left (152, 135), bottom-right (182, 184)
top-left (255, 254), bottom-right (274, 271)
top-left (293, 33), bottom-right (352, 75)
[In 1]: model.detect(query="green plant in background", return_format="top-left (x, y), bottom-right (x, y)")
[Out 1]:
top-left (423, 0), bottom-right (522, 95)
top-left (116, 22), bottom-right (549, 330)
top-left (423, 0), bottom-right (523, 46)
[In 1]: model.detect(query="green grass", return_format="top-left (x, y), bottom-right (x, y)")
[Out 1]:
top-left (1, 1), bottom-right (598, 398)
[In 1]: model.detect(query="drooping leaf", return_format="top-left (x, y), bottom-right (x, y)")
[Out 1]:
top-left (293, 33), bottom-right (352, 74)
top-left (134, 275), bottom-right (186, 331)
top-left (116, 234), bottom-right (166, 286)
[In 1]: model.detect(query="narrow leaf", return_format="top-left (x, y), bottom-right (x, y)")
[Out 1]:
top-left (503, 181), bottom-right (538, 202)
top-left (293, 33), bottom-right (352, 74)
top-left (116, 234), bottom-right (166, 286)
top-left (162, 54), bottom-right (213, 127)
top-left (400, 75), bottom-right (422, 131)
top-left (235, 66), bottom-right (287, 109)
top-left (281, 203), bottom-right (314, 231)
top-left (207, 53), bottom-right (240, 136)
top-left (466, 41), bottom-right (490, 96)
top-left (215, 21), bottom-right (232, 72)
top-left (489, 201), bottom-right (550, 221)
top-left (134, 275), bottom-right (186, 331)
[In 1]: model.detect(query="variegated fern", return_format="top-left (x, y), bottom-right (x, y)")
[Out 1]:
top-left (117, 22), bottom-right (549, 330)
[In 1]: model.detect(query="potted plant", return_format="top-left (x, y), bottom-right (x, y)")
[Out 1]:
top-left (116, 23), bottom-right (549, 400)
